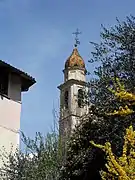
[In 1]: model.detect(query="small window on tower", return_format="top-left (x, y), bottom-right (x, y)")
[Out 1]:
top-left (64, 90), bottom-right (68, 109)
top-left (78, 89), bottom-right (84, 108)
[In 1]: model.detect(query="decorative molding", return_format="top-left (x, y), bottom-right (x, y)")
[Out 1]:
top-left (58, 79), bottom-right (88, 90)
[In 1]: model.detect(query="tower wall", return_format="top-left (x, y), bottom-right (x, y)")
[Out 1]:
top-left (64, 69), bottom-right (86, 82)
top-left (58, 47), bottom-right (89, 162)
top-left (59, 83), bottom-right (88, 135)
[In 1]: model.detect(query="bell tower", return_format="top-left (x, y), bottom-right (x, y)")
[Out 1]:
top-left (58, 30), bottom-right (89, 158)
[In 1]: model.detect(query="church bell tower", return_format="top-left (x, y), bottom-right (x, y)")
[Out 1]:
top-left (58, 30), bottom-right (89, 157)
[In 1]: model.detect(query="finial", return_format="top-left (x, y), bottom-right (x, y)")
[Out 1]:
top-left (72, 28), bottom-right (82, 48)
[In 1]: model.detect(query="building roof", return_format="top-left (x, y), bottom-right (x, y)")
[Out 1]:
top-left (65, 48), bottom-right (85, 70)
top-left (0, 60), bottom-right (36, 91)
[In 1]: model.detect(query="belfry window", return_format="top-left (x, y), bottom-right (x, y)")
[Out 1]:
top-left (78, 89), bottom-right (84, 108)
top-left (64, 90), bottom-right (68, 109)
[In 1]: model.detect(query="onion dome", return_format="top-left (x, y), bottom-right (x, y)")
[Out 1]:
top-left (65, 48), bottom-right (85, 70)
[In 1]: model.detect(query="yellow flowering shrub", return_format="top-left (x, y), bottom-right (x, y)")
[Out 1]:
top-left (90, 78), bottom-right (135, 179)
top-left (91, 125), bottom-right (135, 179)
top-left (107, 105), bottom-right (134, 116)
top-left (107, 78), bottom-right (135, 116)
top-left (108, 77), bottom-right (135, 102)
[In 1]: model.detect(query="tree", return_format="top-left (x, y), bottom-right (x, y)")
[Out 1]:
top-left (91, 125), bottom-right (135, 180)
top-left (90, 83), bottom-right (135, 179)
top-left (59, 15), bottom-right (135, 180)
top-left (0, 131), bottom-right (62, 180)
top-left (89, 15), bottom-right (135, 112)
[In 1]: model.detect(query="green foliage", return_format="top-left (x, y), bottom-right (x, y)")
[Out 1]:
top-left (89, 15), bottom-right (135, 111)
top-left (60, 15), bottom-right (135, 180)
top-left (90, 85), bottom-right (135, 179)
top-left (59, 107), bottom-right (135, 179)
top-left (0, 131), bottom-right (61, 180)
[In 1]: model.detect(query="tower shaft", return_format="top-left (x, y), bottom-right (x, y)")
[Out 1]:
top-left (58, 47), bottom-right (89, 160)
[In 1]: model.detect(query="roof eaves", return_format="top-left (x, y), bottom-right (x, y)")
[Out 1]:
top-left (0, 59), bottom-right (36, 83)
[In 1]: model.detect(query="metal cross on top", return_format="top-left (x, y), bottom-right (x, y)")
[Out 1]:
top-left (72, 28), bottom-right (82, 47)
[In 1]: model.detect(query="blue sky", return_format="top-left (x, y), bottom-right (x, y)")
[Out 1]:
top-left (0, 0), bottom-right (134, 139)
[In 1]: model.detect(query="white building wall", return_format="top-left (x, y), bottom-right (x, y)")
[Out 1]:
top-left (0, 73), bottom-right (22, 167)
top-left (0, 96), bottom-right (21, 166)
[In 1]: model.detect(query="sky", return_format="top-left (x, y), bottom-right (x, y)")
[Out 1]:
top-left (0, 0), bottom-right (135, 140)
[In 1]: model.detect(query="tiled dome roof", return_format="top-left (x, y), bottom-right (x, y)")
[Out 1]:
top-left (65, 48), bottom-right (85, 69)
